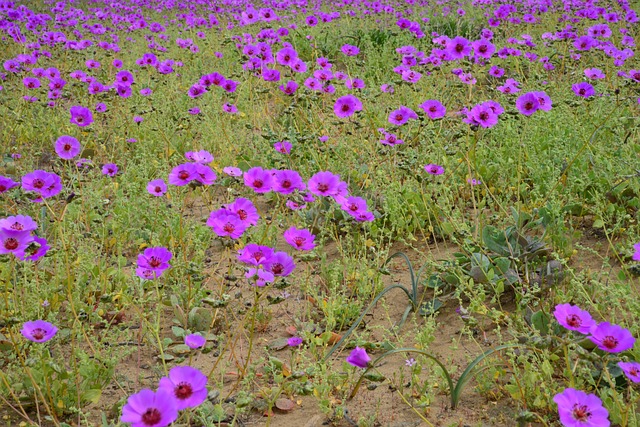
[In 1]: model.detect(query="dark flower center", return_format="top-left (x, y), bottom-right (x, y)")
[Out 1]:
top-left (479, 112), bottom-right (489, 120)
top-left (395, 113), bottom-right (404, 121)
top-left (174, 382), bottom-right (193, 400)
top-left (271, 263), bottom-right (283, 275)
top-left (602, 335), bottom-right (618, 350)
top-left (571, 404), bottom-right (591, 421)
top-left (282, 180), bottom-right (291, 188)
top-left (5, 238), bottom-right (19, 250)
top-left (33, 178), bottom-right (45, 189)
top-left (455, 43), bottom-right (464, 52)
top-left (566, 314), bottom-right (582, 328)
top-left (252, 179), bottom-right (263, 188)
top-left (579, 89), bottom-right (586, 95)
top-left (341, 104), bottom-right (351, 112)
top-left (223, 223), bottom-right (235, 233)
top-left (0, 185), bottom-right (6, 192)
top-left (76, 117), bottom-right (84, 123)
top-left (178, 171), bottom-right (189, 180)
top-left (429, 106), bottom-right (437, 112)
top-left (317, 183), bottom-right (329, 192)
top-left (252, 251), bottom-right (263, 262)
top-left (479, 45), bottom-right (487, 52)
top-left (237, 209), bottom-right (247, 220)
top-left (630, 368), bottom-right (639, 377)
top-left (154, 186), bottom-right (161, 193)
top-left (524, 102), bottom-right (534, 110)
top-left (148, 256), bottom-right (161, 268)
top-left (64, 143), bottom-right (71, 151)
top-left (31, 328), bottom-right (46, 340)
top-left (141, 408), bottom-right (162, 425)
top-left (10, 222), bottom-right (23, 230)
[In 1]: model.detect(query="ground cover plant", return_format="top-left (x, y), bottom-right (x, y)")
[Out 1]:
top-left (0, 0), bottom-right (640, 425)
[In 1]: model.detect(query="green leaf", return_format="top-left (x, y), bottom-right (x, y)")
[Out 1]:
top-left (82, 389), bottom-right (102, 404)
top-left (530, 311), bottom-right (550, 335)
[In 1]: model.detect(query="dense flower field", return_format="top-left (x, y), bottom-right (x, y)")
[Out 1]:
top-left (1, 0), bottom-right (640, 425)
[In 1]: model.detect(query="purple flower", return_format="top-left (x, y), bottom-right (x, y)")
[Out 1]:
top-left (265, 251), bottom-right (295, 277)
top-left (618, 361), bottom-right (640, 383)
top-left (185, 334), bottom-right (206, 349)
top-left (279, 80), bottom-right (298, 95)
top-left (274, 141), bottom-right (292, 154)
top-left (489, 66), bottom-right (505, 77)
top-left (55, 136), bottom-right (81, 160)
top-left (0, 176), bottom-right (19, 194)
top-left (584, 68), bottom-right (605, 79)
top-left (137, 247), bottom-right (172, 277)
top-left (207, 211), bottom-right (247, 239)
top-left (223, 103), bottom-right (238, 114)
top-left (346, 347), bottom-right (371, 368)
top-left (243, 167), bottom-right (273, 193)
top-left (120, 389), bottom-right (178, 427)
top-left (185, 150), bottom-right (213, 164)
top-left (308, 171), bottom-right (340, 197)
top-left (516, 92), bottom-right (540, 116)
top-left (226, 198), bottom-right (260, 226)
top-left (424, 164), bottom-right (445, 175)
top-left (273, 170), bottom-right (305, 194)
top-left (469, 103), bottom-right (498, 128)
top-left (223, 167), bottom-right (242, 177)
top-left (284, 227), bottom-right (316, 251)
top-left (553, 304), bottom-right (596, 334)
top-left (589, 322), bottom-right (635, 353)
top-left (553, 388), bottom-right (610, 427)
top-left (69, 105), bottom-right (94, 127)
top-left (341, 44), bottom-right (360, 56)
top-left (168, 163), bottom-right (197, 186)
top-left (572, 82), bottom-right (595, 98)
top-left (0, 229), bottom-right (33, 255)
top-left (16, 236), bottom-right (49, 262)
top-left (115, 70), bottom-right (134, 86)
top-left (188, 84), bottom-right (207, 98)
top-left (288, 336), bottom-right (303, 347)
top-left (147, 179), bottom-right (167, 197)
top-left (158, 366), bottom-right (208, 410)
top-left (0, 215), bottom-right (38, 232)
top-left (193, 164), bottom-right (216, 185)
top-left (238, 244), bottom-right (274, 266)
top-left (20, 320), bottom-right (57, 343)
top-left (446, 36), bottom-right (471, 60)
top-left (532, 91), bottom-right (553, 111)
top-left (334, 95), bottom-right (363, 118)
top-left (419, 100), bottom-right (446, 119)
top-left (633, 243), bottom-right (640, 261)
top-left (21, 170), bottom-right (62, 199)
top-left (388, 106), bottom-right (418, 126)
top-left (102, 163), bottom-right (118, 177)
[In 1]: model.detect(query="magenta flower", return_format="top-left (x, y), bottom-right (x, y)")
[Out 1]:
top-left (243, 167), bottom-right (273, 193)
top-left (553, 304), bottom-right (596, 334)
top-left (193, 164), bottom-right (216, 185)
top-left (446, 36), bottom-right (471, 60)
top-left (137, 247), bottom-right (172, 276)
top-left (334, 94), bottom-right (363, 118)
top-left (633, 243), bottom-right (640, 261)
top-left (21, 170), bottom-right (62, 199)
top-left (121, 389), bottom-right (178, 427)
top-left (207, 211), bottom-right (247, 239)
top-left (532, 91), bottom-right (553, 111)
top-left (584, 68), bottom-right (605, 79)
top-left (185, 150), bottom-right (213, 164)
top-left (237, 244), bottom-right (274, 266)
top-left (55, 136), bottom-right (81, 160)
top-left (274, 141), bottom-right (292, 154)
top-left (223, 167), bottom-right (242, 177)
top-left (273, 170), bottom-right (305, 194)
top-left (69, 105), bottom-right (94, 127)
top-left (226, 197), bottom-right (260, 226)
top-left (0, 176), bottom-right (19, 194)
top-left (16, 236), bottom-right (49, 262)
top-left (284, 227), bottom-right (316, 251)
top-left (516, 92), bottom-right (540, 116)
top-left (341, 44), bottom-right (360, 56)
top-left (20, 320), bottom-right (57, 343)
top-left (158, 366), bottom-right (208, 410)
top-left (553, 388), bottom-right (610, 427)
top-left (0, 215), bottom-right (38, 232)
top-left (618, 361), bottom-right (640, 383)
top-left (147, 179), bottom-right (167, 197)
top-left (572, 82), bottom-right (595, 98)
top-left (279, 80), bottom-right (298, 95)
top-left (185, 334), bottom-right (206, 349)
top-left (168, 163), bottom-right (197, 186)
top-left (424, 164), bottom-right (445, 175)
top-left (308, 171), bottom-right (340, 197)
top-left (469, 103), bottom-right (498, 128)
top-left (102, 163), bottom-right (118, 177)
top-left (0, 229), bottom-right (34, 255)
top-left (346, 347), bottom-right (371, 368)
top-left (388, 106), bottom-right (418, 126)
top-left (265, 251), bottom-right (295, 277)
top-left (589, 322), bottom-right (635, 353)
top-left (222, 103), bottom-right (238, 114)
top-left (288, 337), bottom-right (303, 347)
top-left (419, 100), bottom-right (446, 119)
